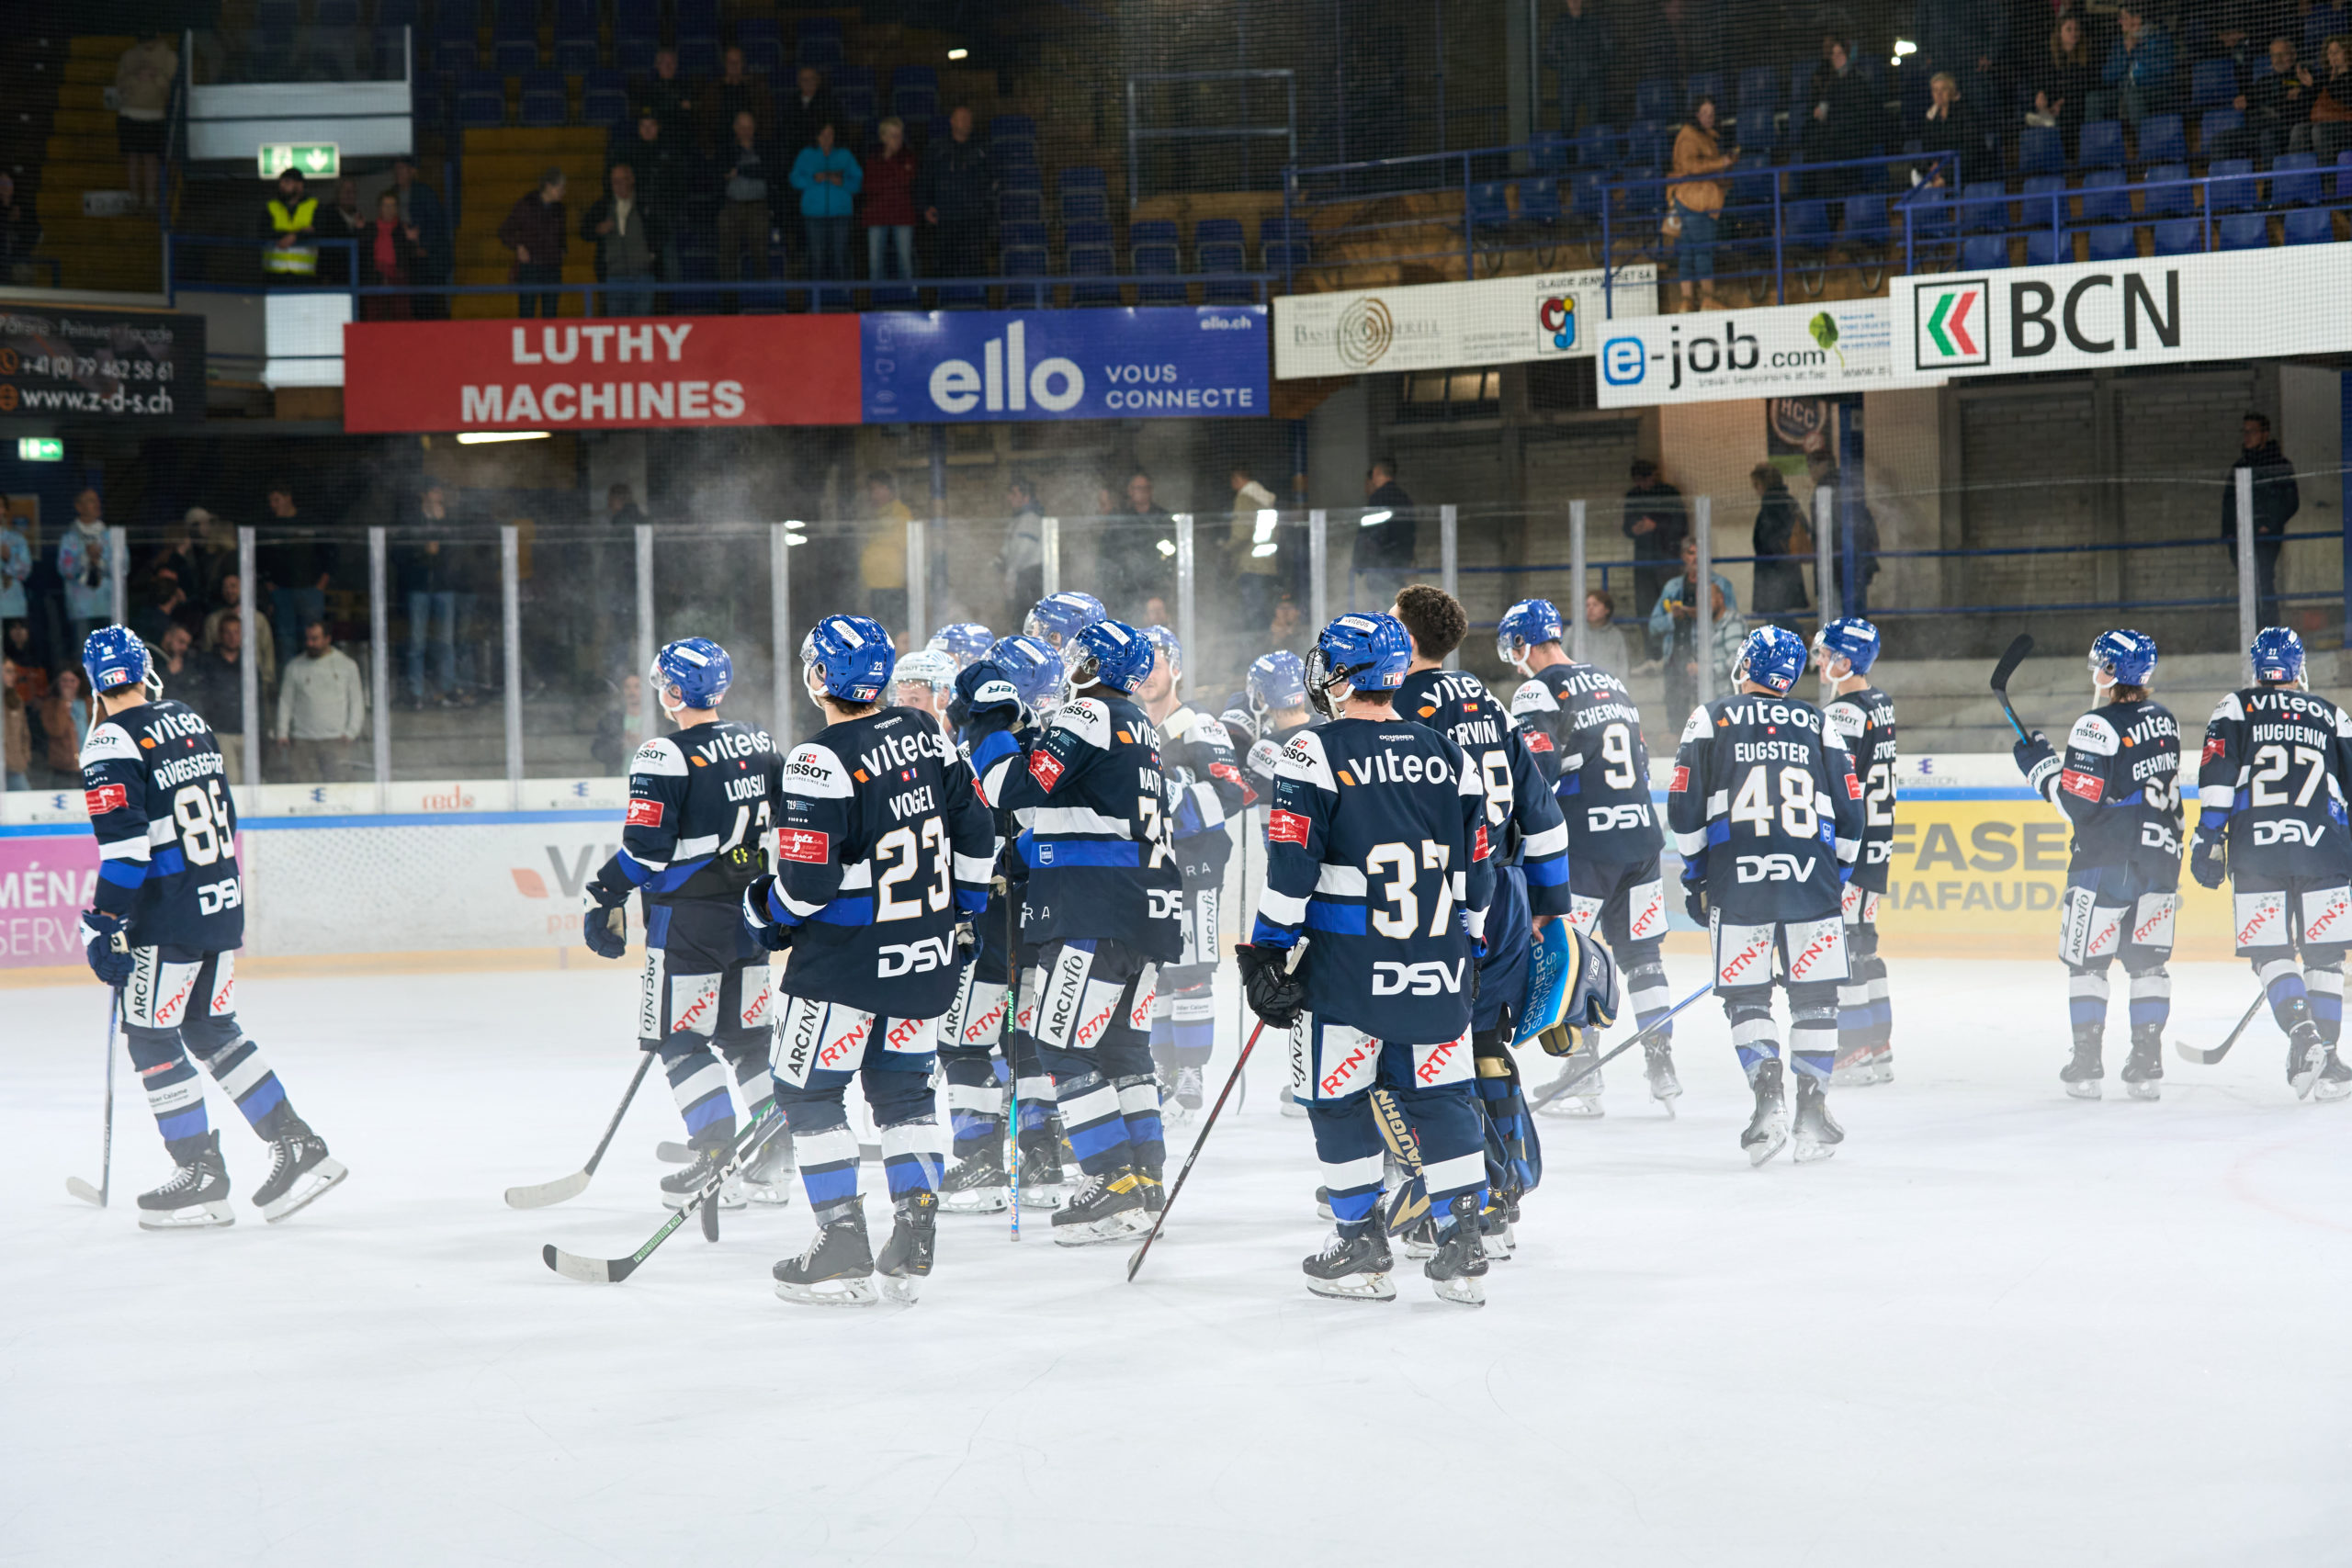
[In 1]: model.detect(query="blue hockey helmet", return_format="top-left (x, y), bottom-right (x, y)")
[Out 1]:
top-left (1495, 597), bottom-right (1566, 669)
top-left (1245, 649), bottom-right (1307, 713)
top-left (1141, 624), bottom-right (1182, 680)
top-left (2089, 628), bottom-right (2158, 688)
top-left (1734, 625), bottom-right (1808, 695)
top-left (81, 625), bottom-right (156, 698)
top-left (650, 636), bottom-right (733, 710)
top-left (1306, 613), bottom-right (1411, 718)
top-left (1023, 591), bottom-right (1106, 651)
top-left (2251, 626), bottom-right (2306, 685)
top-left (799, 615), bottom-right (896, 705)
top-left (1812, 615), bottom-right (1882, 677)
top-left (982, 634), bottom-right (1066, 712)
top-left (926, 621), bottom-right (996, 669)
top-left (1067, 618), bottom-right (1154, 694)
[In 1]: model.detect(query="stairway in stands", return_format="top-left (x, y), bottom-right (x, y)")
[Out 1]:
top-left (37, 35), bottom-right (164, 293)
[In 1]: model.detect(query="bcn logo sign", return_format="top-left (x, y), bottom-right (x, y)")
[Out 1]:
top-left (926, 320), bottom-right (1085, 414)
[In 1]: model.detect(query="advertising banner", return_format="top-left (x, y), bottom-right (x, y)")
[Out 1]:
top-left (0, 307), bottom-right (204, 427)
top-left (0, 831), bottom-right (100, 971)
top-left (342, 316), bottom-right (862, 433)
top-left (1272, 267), bottom-right (1657, 379)
top-left (1595, 298), bottom-right (1944, 407)
top-left (860, 307), bottom-right (1267, 423)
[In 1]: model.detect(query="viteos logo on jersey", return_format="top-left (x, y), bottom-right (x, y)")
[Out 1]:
top-left (878, 935), bottom-right (956, 976)
top-left (924, 320), bottom-right (1085, 416)
top-left (2252, 819), bottom-right (2325, 846)
top-left (1372, 958), bottom-right (1466, 996)
top-left (1736, 853), bottom-right (1817, 883)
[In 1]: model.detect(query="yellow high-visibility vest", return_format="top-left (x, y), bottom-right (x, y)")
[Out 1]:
top-left (266, 197), bottom-right (319, 275)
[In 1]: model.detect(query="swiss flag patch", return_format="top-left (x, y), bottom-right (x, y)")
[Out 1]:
top-left (1472, 824), bottom-right (1491, 862)
top-left (625, 797), bottom-right (664, 828)
top-left (1669, 766), bottom-right (1690, 793)
top-left (1267, 809), bottom-right (1310, 846)
top-left (2060, 769), bottom-right (2104, 803)
top-left (775, 828), bottom-right (831, 864)
top-left (1524, 731), bottom-right (1554, 753)
top-left (1028, 750), bottom-right (1065, 791)
top-left (84, 784), bottom-right (128, 817)
top-left (2202, 735), bottom-right (2227, 766)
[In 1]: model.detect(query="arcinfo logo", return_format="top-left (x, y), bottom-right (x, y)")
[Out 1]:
top-left (925, 320), bottom-right (1083, 415)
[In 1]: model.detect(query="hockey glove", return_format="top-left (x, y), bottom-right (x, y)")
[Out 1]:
top-left (1683, 882), bottom-right (1708, 926)
top-left (581, 898), bottom-right (628, 960)
top-left (741, 875), bottom-right (796, 953)
top-left (954, 920), bottom-right (978, 961)
top-left (2013, 730), bottom-right (2060, 795)
top-left (2190, 828), bottom-right (2228, 890)
top-left (1235, 941), bottom-right (1309, 1030)
top-left (78, 908), bottom-right (132, 988)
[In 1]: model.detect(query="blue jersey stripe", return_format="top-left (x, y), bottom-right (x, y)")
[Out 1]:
top-left (814, 896), bottom-right (876, 926)
top-left (1028, 840), bottom-right (1141, 868)
top-left (1304, 900), bottom-right (1369, 935)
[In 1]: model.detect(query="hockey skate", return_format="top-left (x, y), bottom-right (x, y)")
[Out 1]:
top-left (1791, 1076), bottom-right (1843, 1163)
top-left (1741, 1057), bottom-right (1789, 1167)
top-left (1536, 1052), bottom-right (1604, 1118)
top-left (1014, 1127), bottom-right (1065, 1210)
top-left (938, 1146), bottom-right (1011, 1213)
top-left (1136, 1165), bottom-right (1166, 1214)
top-left (2120, 1025), bottom-right (2165, 1102)
top-left (1423, 1194), bottom-right (1488, 1306)
top-left (773, 1200), bottom-right (877, 1305)
top-left (1303, 1225), bottom-right (1396, 1302)
top-left (1278, 1085), bottom-right (1309, 1119)
top-left (1868, 1041), bottom-right (1894, 1084)
top-left (1049, 1165), bottom-right (1148, 1247)
top-left (2061, 1028), bottom-right (2104, 1101)
top-left (740, 1126), bottom-right (797, 1207)
top-left (2313, 1048), bottom-right (2352, 1103)
top-left (1162, 1066), bottom-right (1205, 1128)
top-left (876, 1190), bottom-right (938, 1304)
top-left (660, 1143), bottom-right (746, 1211)
top-left (1830, 1044), bottom-right (1873, 1088)
top-left (2287, 1021), bottom-right (2328, 1100)
top-left (138, 1130), bottom-right (235, 1231)
top-left (1644, 1039), bottom-right (1682, 1113)
top-left (1478, 1193), bottom-right (1518, 1260)
top-left (250, 1116), bottom-right (347, 1223)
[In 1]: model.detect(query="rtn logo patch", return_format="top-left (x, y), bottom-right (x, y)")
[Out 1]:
top-left (85, 784), bottom-right (128, 816)
top-left (1267, 809), bottom-right (1310, 845)
top-left (624, 797), bottom-right (665, 828)
top-left (1524, 732), bottom-right (1554, 753)
top-left (1669, 765), bottom-right (1690, 792)
top-left (1029, 750), bottom-right (1065, 790)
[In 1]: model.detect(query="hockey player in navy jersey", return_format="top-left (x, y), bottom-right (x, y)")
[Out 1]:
top-left (1390, 586), bottom-right (1570, 1255)
top-left (74, 626), bottom-right (345, 1228)
top-left (2012, 630), bottom-right (2184, 1100)
top-left (1668, 626), bottom-right (1866, 1165)
top-left (1498, 596), bottom-right (1679, 1114)
top-left (743, 615), bottom-right (997, 1303)
top-left (1136, 625), bottom-right (1246, 1122)
top-left (995, 617), bottom-right (1186, 1244)
top-left (1814, 618), bottom-right (1900, 1086)
top-left (1224, 649), bottom-right (1321, 1118)
top-left (2191, 626), bottom-right (2352, 1100)
top-left (581, 637), bottom-right (791, 1208)
top-left (892, 649), bottom-right (959, 739)
top-left (1236, 612), bottom-right (1500, 1304)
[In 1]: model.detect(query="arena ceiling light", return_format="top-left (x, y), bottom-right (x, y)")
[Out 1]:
top-left (455, 430), bottom-right (550, 445)
top-left (946, 47), bottom-right (967, 59)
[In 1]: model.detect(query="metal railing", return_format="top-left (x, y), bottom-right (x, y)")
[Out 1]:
top-left (1125, 68), bottom-right (1296, 208)
top-left (1897, 162), bottom-right (2346, 270)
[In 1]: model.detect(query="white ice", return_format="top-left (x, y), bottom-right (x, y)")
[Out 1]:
top-left (5, 957), bottom-right (2349, 1566)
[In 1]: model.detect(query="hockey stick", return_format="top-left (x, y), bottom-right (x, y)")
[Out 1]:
top-left (543, 1105), bottom-right (783, 1283)
top-left (504, 1052), bottom-right (654, 1210)
top-left (1004, 882), bottom-right (1021, 1241)
top-left (65, 990), bottom-right (121, 1209)
top-left (1528, 979), bottom-right (1719, 1111)
top-left (2176, 988), bottom-right (2270, 1066)
top-left (1990, 633), bottom-right (2035, 744)
top-left (1125, 1019), bottom-right (1267, 1282)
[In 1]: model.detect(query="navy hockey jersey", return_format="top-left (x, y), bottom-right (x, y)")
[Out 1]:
top-left (1156, 701), bottom-right (1245, 888)
top-left (961, 701), bottom-right (1036, 956)
top-left (1821, 683), bottom-right (1899, 895)
top-left (1510, 660), bottom-right (1665, 866)
top-left (1396, 667), bottom-right (1572, 917)
top-left (601, 719), bottom-right (783, 906)
top-left (765, 707), bottom-right (996, 1017)
top-left (2196, 686), bottom-right (2352, 877)
top-left (997, 693), bottom-right (1185, 960)
top-left (80, 697), bottom-right (243, 953)
top-left (1253, 717), bottom-right (1496, 1043)
top-left (2027, 700), bottom-right (2183, 877)
top-left (1668, 693), bottom-right (1864, 922)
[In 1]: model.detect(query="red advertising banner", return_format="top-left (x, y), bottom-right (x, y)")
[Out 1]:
top-left (342, 315), bottom-right (861, 433)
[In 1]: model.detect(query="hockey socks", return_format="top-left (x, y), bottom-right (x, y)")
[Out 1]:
top-left (129, 1033), bottom-right (209, 1145)
top-left (195, 1036), bottom-right (293, 1134)
top-left (2259, 959), bottom-right (2311, 1035)
top-left (2126, 965), bottom-right (2171, 1035)
top-left (1053, 1070), bottom-right (1137, 1178)
top-left (661, 1041), bottom-right (739, 1151)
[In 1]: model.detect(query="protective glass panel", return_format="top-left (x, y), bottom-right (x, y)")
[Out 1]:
top-left (380, 522), bottom-right (504, 794)
top-left (646, 521), bottom-right (777, 755)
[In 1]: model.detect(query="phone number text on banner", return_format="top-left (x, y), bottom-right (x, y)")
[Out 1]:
top-left (1, 308), bottom-right (205, 427)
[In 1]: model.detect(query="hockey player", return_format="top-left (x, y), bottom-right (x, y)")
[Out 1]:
top-left (1136, 625), bottom-right (1246, 1122)
top-left (995, 617), bottom-right (1185, 1244)
top-left (743, 615), bottom-right (997, 1303)
top-left (1023, 590), bottom-right (1105, 656)
top-left (1236, 611), bottom-right (1500, 1304)
top-left (2190, 626), bottom-right (2352, 1100)
top-left (1225, 651), bottom-right (1316, 808)
top-left (1814, 618), bottom-right (1899, 1086)
top-left (1390, 585), bottom-right (1571, 1255)
top-left (927, 621), bottom-right (996, 669)
top-left (892, 648), bottom-right (959, 739)
top-left (581, 637), bottom-right (793, 1208)
top-left (2012, 630), bottom-right (2183, 1101)
top-left (1669, 625), bottom-right (1866, 1164)
top-left (1498, 596), bottom-right (1679, 1115)
top-left (73, 626), bottom-right (345, 1228)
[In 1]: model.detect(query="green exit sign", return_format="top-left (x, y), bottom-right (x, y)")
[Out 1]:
top-left (16, 438), bottom-right (63, 462)
top-left (258, 142), bottom-right (340, 179)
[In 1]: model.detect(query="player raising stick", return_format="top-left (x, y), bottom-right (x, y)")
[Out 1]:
top-left (1813, 618), bottom-right (1900, 1086)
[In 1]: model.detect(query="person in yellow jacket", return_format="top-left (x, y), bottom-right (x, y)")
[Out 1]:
top-left (861, 470), bottom-right (912, 635)
top-left (1668, 97), bottom-right (1739, 311)
top-left (261, 169), bottom-right (319, 280)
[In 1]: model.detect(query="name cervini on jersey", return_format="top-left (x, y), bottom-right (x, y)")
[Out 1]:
top-left (2199, 686), bottom-right (2352, 877)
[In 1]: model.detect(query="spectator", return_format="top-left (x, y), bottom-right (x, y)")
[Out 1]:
top-left (261, 168), bottom-right (320, 283)
top-left (1806, 449), bottom-right (1882, 617)
top-left (1351, 458), bottom-right (1418, 608)
top-left (1649, 537), bottom-right (1743, 728)
top-left (0, 173), bottom-right (45, 282)
top-left (1622, 457), bottom-right (1688, 663)
top-left (863, 117), bottom-right (919, 284)
top-left (1582, 588), bottom-right (1637, 676)
top-left (1748, 462), bottom-right (1810, 634)
top-left (1915, 0), bottom-right (2007, 93)
top-left (131, 579), bottom-right (189, 648)
top-left (2095, 7), bottom-right (2176, 128)
top-left (359, 189), bottom-right (427, 320)
top-left (390, 155), bottom-right (452, 316)
top-left (606, 482), bottom-right (648, 528)
top-left (153, 622), bottom-right (194, 698)
top-left (1915, 72), bottom-right (1974, 186)
top-left (500, 169), bottom-right (569, 319)
top-left (185, 615), bottom-right (256, 780)
top-left (2222, 411), bottom-right (2299, 626)
top-left (113, 32), bottom-right (175, 211)
top-left (2030, 15), bottom-right (2096, 159)
top-left (201, 573), bottom-right (275, 695)
top-left (262, 480), bottom-right (331, 666)
top-left (705, 46), bottom-right (775, 151)
top-left (792, 122), bottom-right (862, 303)
top-left (142, 507), bottom-right (207, 615)
top-left (37, 667), bottom-right (90, 786)
top-left (1544, 0), bottom-right (1611, 133)
top-left (593, 671), bottom-right (647, 769)
top-left (582, 162), bottom-right (663, 318)
top-left (1227, 463), bottom-right (1283, 635)
top-left (717, 112), bottom-right (774, 308)
top-left (2215, 38), bottom-right (2308, 161)
top-left (1802, 39), bottom-right (1882, 195)
top-left (1265, 592), bottom-right (1310, 659)
top-left (315, 175), bottom-right (368, 284)
top-left (0, 509), bottom-right (29, 622)
top-left (58, 488), bottom-right (113, 655)
top-left (862, 471), bottom-right (913, 629)
top-left (276, 620), bottom-right (366, 783)
top-left (778, 64), bottom-right (836, 160)
top-left (917, 106), bottom-right (994, 280)
top-left (998, 475), bottom-right (1045, 614)
top-left (401, 482), bottom-right (464, 709)
top-left (2295, 36), bottom-right (2352, 158)
top-left (624, 109), bottom-right (688, 290)
top-left (1105, 469), bottom-right (1176, 615)
top-left (637, 49), bottom-right (698, 154)
top-left (1669, 96), bottom-right (1736, 311)
top-left (3, 649), bottom-right (27, 790)
top-left (4, 620), bottom-right (40, 697)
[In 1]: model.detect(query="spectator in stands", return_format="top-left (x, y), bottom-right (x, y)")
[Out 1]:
top-left (706, 46), bottom-right (775, 150)
top-left (1583, 588), bottom-right (1636, 676)
top-left (2094, 7), bottom-right (2176, 128)
top-left (360, 190), bottom-right (427, 321)
top-left (1352, 459), bottom-right (1418, 607)
top-left (1749, 462), bottom-right (1810, 634)
top-left (317, 176), bottom-right (368, 286)
top-left (1622, 457), bottom-right (1686, 661)
top-left (262, 480), bottom-right (333, 668)
top-left (1803, 39), bottom-right (1883, 195)
top-left (1915, 71), bottom-right (1975, 186)
top-left (183, 615), bottom-right (255, 779)
top-left (1916, 0), bottom-right (2007, 94)
top-left (2222, 411), bottom-right (2300, 627)
top-left (276, 620), bottom-right (366, 784)
top-left (582, 162), bottom-right (663, 318)
top-left (1100, 469), bottom-right (1175, 615)
top-left (1806, 448), bottom-right (1883, 617)
top-left (58, 489), bottom-right (113, 657)
top-left (0, 511), bottom-right (29, 624)
top-left (1544, 0), bottom-right (1612, 133)
top-left (2222, 38), bottom-right (2309, 162)
top-left (792, 123), bottom-right (863, 301)
top-left (863, 117), bottom-right (919, 284)
top-left (779, 65), bottom-right (837, 161)
top-left (37, 667), bottom-right (89, 787)
top-left (1669, 96), bottom-right (1736, 311)
top-left (3, 643), bottom-right (28, 791)
top-left (500, 169), bottom-right (569, 320)
top-left (2030, 15), bottom-right (2096, 159)
top-left (717, 112), bottom-right (774, 309)
top-left (261, 168), bottom-right (321, 284)
top-left (114, 32), bottom-right (175, 212)
top-left (2293, 36), bottom-right (2352, 157)
top-left (1265, 592), bottom-right (1309, 659)
top-left (400, 481), bottom-right (464, 710)
top-left (153, 623), bottom-right (194, 699)
top-left (625, 110), bottom-right (688, 292)
top-left (131, 579), bottom-right (189, 649)
top-left (999, 475), bottom-right (1045, 615)
top-left (918, 107), bottom-right (995, 280)
top-left (202, 574), bottom-right (275, 696)
top-left (391, 155), bottom-right (451, 316)
top-left (862, 471), bottom-right (913, 630)
top-left (1227, 463), bottom-right (1283, 635)
top-left (1652, 537), bottom-right (1743, 723)
top-left (142, 509), bottom-right (209, 620)
top-left (593, 672), bottom-right (646, 769)
top-left (0, 173), bottom-right (43, 283)
top-left (638, 48), bottom-right (699, 155)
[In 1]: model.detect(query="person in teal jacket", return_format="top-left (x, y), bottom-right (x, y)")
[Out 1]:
top-left (791, 123), bottom-right (863, 307)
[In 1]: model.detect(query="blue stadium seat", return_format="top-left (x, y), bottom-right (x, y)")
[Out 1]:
top-left (1571, 123), bottom-right (1614, 166)
top-left (1001, 220), bottom-right (1048, 254)
top-left (2015, 125), bottom-right (2064, 175)
top-left (2024, 228), bottom-right (2069, 265)
top-left (1840, 193), bottom-right (1888, 243)
top-left (1193, 217), bottom-right (1245, 254)
top-left (936, 280), bottom-right (989, 310)
top-left (738, 19), bottom-right (784, 76)
top-left (677, 36), bottom-right (719, 76)
top-left (317, 0), bottom-right (359, 27)
top-left (519, 68), bottom-right (566, 125)
top-left (614, 0), bottom-right (655, 44)
top-left (434, 33), bottom-right (479, 72)
top-left (1468, 181), bottom-right (1513, 232)
top-left (834, 82), bottom-right (876, 124)
top-left (1061, 188), bottom-right (1108, 224)
top-left (2190, 59), bottom-right (2239, 110)
top-left (1201, 242), bottom-right (1254, 305)
top-left (2078, 168), bottom-right (2131, 223)
top-left (494, 36), bottom-right (539, 73)
top-left (2086, 223), bottom-right (2136, 262)
top-left (491, 0), bottom-right (537, 73)
top-left (1685, 72), bottom-right (1723, 112)
top-left (1128, 219), bottom-right (1180, 248)
top-left (1897, 185), bottom-right (1953, 243)
top-left (457, 70), bottom-right (505, 125)
top-left (582, 67), bottom-right (627, 125)
top-left (2284, 205), bottom-right (2335, 244)
top-left (996, 155), bottom-right (1042, 193)
top-left (2152, 218), bottom-right (2205, 254)
top-left (1570, 171), bottom-right (1608, 221)
top-left (1726, 156), bottom-right (1774, 210)
top-left (1635, 78), bottom-right (1678, 122)
top-left (616, 35), bottom-right (653, 72)
top-left (1069, 244), bottom-right (1121, 306)
top-left (1623, 121), bottom-right (1668, 171)
top-left (2336, 150), bottom-right (2352, 197)
top-left (893, 82), bottom-right (937, 120)
top-left (1783, 198), bottom-right (1830, 246)
top-left (1062, 165), bottom-right (1107, 192)
top-left (1001, 246), bottom-right (1049, 307)
top-left (1958, 180), bottom-right (2007, 233)
top-left (1518, 175), bottom-right (1563, 227)
top-left (2019, 174), bottom-right (2067, 235)
top-left (1529, 130), bottom-right (1569, 171)
top-left (2269, 151), bottom-right (2323, 206)
top-left (1063, 219), bottom-right (1114, 251)
top-left (998, 190), bottom-right (1043, 225)
top-left (552, 0), bottom-right (594, 70)
top-left (2207, 157), bottom-right (2256, 212)
top-left (1789, 58), bottom-right (1817, 107)
top-left (2199, 107), bottom-right (2245, 152)
top-left (2142, 163), bottom-right (2193, 218)
top-left (2137, 112), bottom-right (2188, 164)
top-left (2078, 118), bottom-right (2125, 169)
top-left (1134, 243), bottom-right (1187, 306)
top-left (1960, 233), bottom-right (2009, 270)
top-left (2217, 211), bottom-right (2267, 249)
top-left (1736, 63), bottom-right (1776, 123)
top-left (991, 114), bottom-right (1038, 150)
top-left (797, 35), bottom-right (843, 69)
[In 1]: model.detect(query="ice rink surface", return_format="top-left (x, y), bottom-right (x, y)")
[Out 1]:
top-left (6, 956), bottom-right (2350, 1567)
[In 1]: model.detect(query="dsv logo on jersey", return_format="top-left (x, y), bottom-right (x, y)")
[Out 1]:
top-left (1736, 852), bottom-right (1817, 882)
top-left (877, 935), bottom-right (956, 976)
top-left (2251, 819), bottom-right (2324, 846)
top-left (1372, 958), bottom-right (1466, 996)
